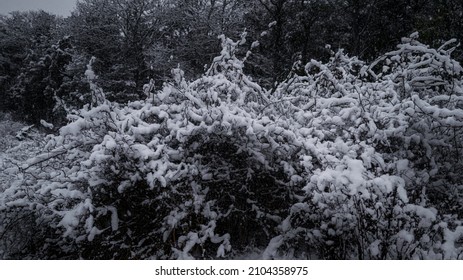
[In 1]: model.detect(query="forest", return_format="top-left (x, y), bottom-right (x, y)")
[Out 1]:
top-left (0, 0), bottom-right (463, 259)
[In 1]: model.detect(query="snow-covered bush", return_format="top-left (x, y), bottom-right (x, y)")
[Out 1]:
top-left (264, 35), bottom-right (463, 259)
top-left (0, 34), bottom-right (303, 259)
top-left (1, 33), bottom-right (462, 259)
top-left (368, 33), bottom-right (463, 215)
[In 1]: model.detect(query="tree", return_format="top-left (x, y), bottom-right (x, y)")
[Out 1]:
top-left (0, 11), bottom-right (54, 112)
top-left (0, 11), bottom-right (70, 123)
top-left (69, 0), bottom-right (168, 102)
top-left (244, 0), bottom-right (338, 85)
top-left (415, 0), bottom-right (463, 60)
top-left (148, 0), bottom-right (250, 80)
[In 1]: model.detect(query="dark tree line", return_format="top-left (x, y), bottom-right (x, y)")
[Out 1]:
top-left (1, 0), bottom-right (462, 124)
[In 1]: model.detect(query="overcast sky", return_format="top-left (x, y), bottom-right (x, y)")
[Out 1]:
top-left (0, 0), bottom-right (77, 17)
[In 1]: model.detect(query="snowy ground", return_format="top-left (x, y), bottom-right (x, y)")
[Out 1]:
top-left (0, 113), bottom-right (45, 191)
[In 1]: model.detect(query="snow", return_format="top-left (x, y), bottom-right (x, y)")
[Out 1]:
top-left (87, 226), bottom-right (103, 242)
top-left (396, 159), bottom-right (409, 173)
top-left (58, 209), bottom-right (81, 237)
top-left (2, 33), bottom-right (463, 260)
top-left (396, 185), bottom-right (409, 203)
top-left (84, 57), bottom-right (97, 80)
top-left (40, 119), bottom-right (54, 129)
top-left (442, 226), bottom-right (463, 259)
top-left (106, 206), bottom-right (119, 231)
top-left (262, 235), bottom-right (284, 259)
top-left (397, 230), bottom-right (414, 249)
top-left (104, 135), bottom-right (117, 150)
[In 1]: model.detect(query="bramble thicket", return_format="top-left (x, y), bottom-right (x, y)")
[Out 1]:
top-left (1, 31), bottom-right (463, 259)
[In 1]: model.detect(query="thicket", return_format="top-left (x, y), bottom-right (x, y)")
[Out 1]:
top-left (1, 32), bottom-right (462, 259)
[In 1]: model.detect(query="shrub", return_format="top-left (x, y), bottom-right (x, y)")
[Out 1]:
top-left (1, 33), bottom-right (462, 259)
